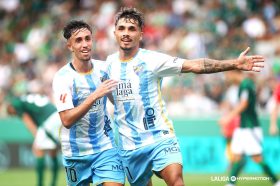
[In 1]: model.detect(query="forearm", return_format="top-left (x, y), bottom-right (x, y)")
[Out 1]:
top-left (22, 114), bottom-right (37, 137)
top-left (59, 92), bottom-right (101, 128)
top-left (182, 58), bottom-right (238, 74)
top-left (271, 104), bottom-right (279, 127)
top-left (227, 100), bottom-right (247, 121)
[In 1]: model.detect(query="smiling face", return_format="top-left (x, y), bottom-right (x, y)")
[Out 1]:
top-left (67, 28), bottom-right (93, 63)
top-left (114, 18), bottom-right (143, 56)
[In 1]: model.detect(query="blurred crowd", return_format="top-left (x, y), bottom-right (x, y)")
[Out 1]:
top-left (1, 0), bottom-right (280, 117)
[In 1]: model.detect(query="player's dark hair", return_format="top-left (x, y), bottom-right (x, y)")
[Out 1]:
top-left (115, 7), bottom-right (144, 30)
top-left (63, 20), bottom-right (92, 40)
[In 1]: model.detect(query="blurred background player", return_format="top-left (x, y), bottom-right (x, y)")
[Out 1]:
top-left (106, 7), bottom-right (265, 186)
top-left (6, 93), bottom-right (60, 186)
top-left (219, 71), bottom-right (241, 170)
top-left (219, 71), bottom-right (280, 186)
top-left (52, 20), bottom-right (124, 186)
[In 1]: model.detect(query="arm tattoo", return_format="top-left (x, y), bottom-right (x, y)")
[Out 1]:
top-left (202, 58), bottom-right (234, 73)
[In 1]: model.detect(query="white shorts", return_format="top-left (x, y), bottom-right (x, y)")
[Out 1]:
top-left (34, 112), bottom-right (61, 150)
top-left (231, 127), bottom-right (263, 156)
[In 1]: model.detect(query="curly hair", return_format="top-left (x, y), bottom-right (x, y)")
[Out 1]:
top-left (115, 7), bottom-right (144, 30)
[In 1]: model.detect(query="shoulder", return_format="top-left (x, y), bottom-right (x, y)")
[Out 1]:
top-left (53, 63), bottom-right (73, 79)
top-left (240, 78), bottom-right (254, 89)
top-left (106, 52), bottom-right (119, 62)
top-left (53, 63), bottom-right (73, 86)
top-left (138, 48), bottom-right (172, 63)
top-left (10, 96), bottom-right (23, 108)
top-left (91, 59), bottom-right (110, 72)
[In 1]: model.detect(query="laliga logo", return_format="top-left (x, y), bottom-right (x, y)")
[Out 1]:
top-left (60, 93), bottom-right (67, 103)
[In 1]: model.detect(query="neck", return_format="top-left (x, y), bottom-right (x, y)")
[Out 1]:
top-left (119, 47), bottom-right (139, 61)
top-left (72, 59), bottom-right (92, 73)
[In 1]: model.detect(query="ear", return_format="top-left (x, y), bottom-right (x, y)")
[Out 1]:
top-left (67, 41), bottom-right (73, 52)
top-left (139, 31), bottom-right (143, 41)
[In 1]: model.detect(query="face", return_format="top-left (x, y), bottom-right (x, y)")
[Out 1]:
top-left (114, 18), bottom-right (143, 52)
top-left (67, 28), bottom-right (93, 62)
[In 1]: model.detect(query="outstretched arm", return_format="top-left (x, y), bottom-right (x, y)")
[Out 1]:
top-left (59, 79), bottom-right (118, 128)
top-left (182, 47), bottom-right (264, 73)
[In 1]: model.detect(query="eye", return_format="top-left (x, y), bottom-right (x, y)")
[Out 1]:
top-left (75, 37), bottom-right (82, 43)
top-left (117, 26), bottom-right (125, 31)
top-left (129, 26), bottom-right (136, 31)
top-left (85, 36), bottom-right (91, 41)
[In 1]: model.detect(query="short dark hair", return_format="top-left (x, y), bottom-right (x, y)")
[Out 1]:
top-left (63, 20), bottom-right (92, 40)
top-left (115, 7), bottom-right (144, 30)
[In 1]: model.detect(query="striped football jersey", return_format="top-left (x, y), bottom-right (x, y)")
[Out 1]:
top-left (52, 59), bottom-right (115, 157)
top-left (106, 48), bottom-right (184, 150)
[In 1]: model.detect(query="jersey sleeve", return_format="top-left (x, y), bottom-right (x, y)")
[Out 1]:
top-left (239, 80), bottom-right (250, 102)
top-left (146, 51), bottom-right (184, 77)
top-left (240, 90), bottom-right (249, 101)
top-left (52, 72), bottom-right (74, 112)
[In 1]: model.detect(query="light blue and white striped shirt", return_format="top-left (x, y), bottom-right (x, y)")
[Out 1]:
top-left (52, 59), bottom-right (115, 157)
top-left (106, 48), bottom-right (184, 150)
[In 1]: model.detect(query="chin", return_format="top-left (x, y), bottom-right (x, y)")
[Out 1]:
top-left (120, 46), bottom-right (132, 51)
top-left (81, 57), bottom-right (91, 62)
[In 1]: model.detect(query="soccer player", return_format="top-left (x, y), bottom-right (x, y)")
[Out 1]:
top-left (270, 82), bottom-right (280, 136)
top-left (219, 71), bottom-right (280, 186)
top-left (219, 71), bottom-right (242, 170)
top-left (6, 93), bottom-right (60, 186)
top-left (105, 7), bottom-right (265, 186)
top-left (52, 20), bottom-right (124, 186)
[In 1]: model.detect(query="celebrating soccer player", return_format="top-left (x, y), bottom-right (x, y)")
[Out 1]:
top-left (52, 20), bottom-right (124, 186)
top-left (105, 7), bottom-right (265, 186)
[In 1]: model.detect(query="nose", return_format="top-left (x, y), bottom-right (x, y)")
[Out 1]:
top-left (82, 40), bottom-right (89, 47)
top-left (122, 29), bottom-right (129, 37)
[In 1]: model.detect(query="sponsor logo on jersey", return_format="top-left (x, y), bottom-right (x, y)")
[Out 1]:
top-left (143, 107), bottom-right (156, 130)
top-left (112, 164), bottom-right (124, 171)
top-left (116, 80), bottom-right (134, 101)
top-left (89, 98), bottom-right (102, 112)
top-left (103, 115), bottom-right (112, 137)
top-left (163, 146), bottom-right (180, 154)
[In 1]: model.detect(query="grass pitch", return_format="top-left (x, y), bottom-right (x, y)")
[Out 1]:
top-left (0, 168), bottom-right (277, 186)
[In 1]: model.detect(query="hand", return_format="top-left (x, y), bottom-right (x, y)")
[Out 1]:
top-left (269, 122), bottom-right (279, 136)
top-left (236, 47), bottom-right (265, 72)
top-left (94, 79), bottom-right (118, 99)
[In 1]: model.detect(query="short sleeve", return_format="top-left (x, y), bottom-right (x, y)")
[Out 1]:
top-left (52, 72), bottom-right (74, 112)
top-left (145, 51), bottom-right (184, 77)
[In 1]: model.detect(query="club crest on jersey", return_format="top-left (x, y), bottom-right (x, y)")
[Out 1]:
top-left (100, 76), bottom-right (107, 82)
top-left (100, 71), bottom-right (109, 82)
top-left (133, 64), bottom-right (144, 75)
